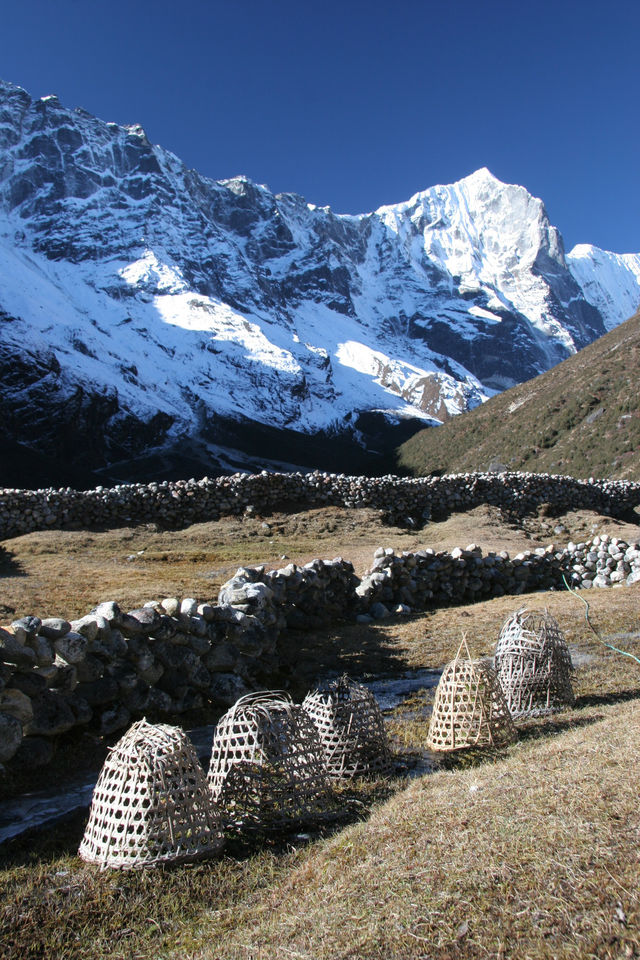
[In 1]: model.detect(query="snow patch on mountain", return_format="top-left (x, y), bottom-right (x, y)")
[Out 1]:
top-left (568, 245), bottom-right (640, 330)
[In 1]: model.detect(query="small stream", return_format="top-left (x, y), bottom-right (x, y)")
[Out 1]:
top-left (363, 668), bottom-right (442, 711)
top-left (0, 669), bottom-right (442, 846)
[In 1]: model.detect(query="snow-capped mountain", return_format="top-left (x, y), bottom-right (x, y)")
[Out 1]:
top-left (0, 79), bottom-right (638, 485)
top-left (567, 245), bottom-right (640, 331)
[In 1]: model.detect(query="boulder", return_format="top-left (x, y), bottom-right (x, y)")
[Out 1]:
top-left (7, 670), bottom-right (46, 698)
top-left (207, 672), bottom-right (248, 706)
top-left (92, 601), bottom-right (122, 625)
top-left (98, 704), bottom-right (131, 736)
top-left (0, 688), bottom-right (34, 726)
top-left (54, 631), bottom-right (88, 664)
top-left (27, 691), bottom-right (76, 737)
top-left (27, 635), bottom-right (55, 667)
top-left (0, 711), bottom-right (23, 762)
top-left (75, 676), bottom-right (119, 706)
top-left (75, 654), bottom-right (105, 683)
top-left (146, 687), bottom-right (172, 713)
top-left (0, 661), bottom-right (13, 694)
top-left (180, 598), bottom-right (198, 617)
top-left (204, 642), bottom-right (239, 673)
top-left (160, 597), bottom-right (180, 617)
top-left (65, 693), bottom-right (93, 725)
top-left (50, 661), bottom-right (78, 693)
top-left (122, 607), bottom-right (163, 635)
top-left (370, 602), bottom-right (391, 620)
top-left (11, 736), bottom-right (55, 768)
top-left (11, 616), bottom-right (41, 642)
top-left (39, 617), bottom-right (72, 640)
top-left (0, 628), bottom-right (37, 668)
top-left (70, 616), bottom-right (100, 643)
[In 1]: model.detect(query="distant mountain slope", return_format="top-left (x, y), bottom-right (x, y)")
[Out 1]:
top-left (396, 311), bottom-right (640, 480)
top-left (0, 79), bottom-right (638, 485)
top-left (568, 246), bottom-right (640, 330)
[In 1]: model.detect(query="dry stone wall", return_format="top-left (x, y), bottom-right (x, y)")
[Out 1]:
top-left (354, 534), bottom-right (640, 617)
top-left (1, 470), bottom-right (639, 538)
top-left (1, 534), bottom-right (639, 772)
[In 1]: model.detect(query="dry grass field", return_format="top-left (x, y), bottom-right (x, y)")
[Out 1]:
top-left (2, 502), bottom-right (639, 622)
top-left (2, 503), bottom-right (640, 959)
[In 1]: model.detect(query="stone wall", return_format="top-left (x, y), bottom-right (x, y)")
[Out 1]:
top-left (354, 535), bottom-right (640, 617)
top-left (1, 534), bottom-right (639, 770)
top-left (0, 557), bottom-right (357, 769)
top-left (1, 470), bottom-right (640, 539)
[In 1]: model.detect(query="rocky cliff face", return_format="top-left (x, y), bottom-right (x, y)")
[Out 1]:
top-left (0, 79), bottom-right (637, 486)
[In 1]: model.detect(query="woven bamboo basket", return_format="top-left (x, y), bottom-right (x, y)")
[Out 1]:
top-left (207, 691), bottom-right (336, 828)
top-left (494, 608), bottom-right (574, 719)
top-left (427, 639), bottom-right (517, 752)
top-left (79, 719), bottom-right (223, 869)
top-left (301, 675), bottom-right (392, 778)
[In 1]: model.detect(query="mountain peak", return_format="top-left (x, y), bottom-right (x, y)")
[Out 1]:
top-left (460, 166), bottom-right (500, 185)
top-left (0, 79), bottom-right (637, 485)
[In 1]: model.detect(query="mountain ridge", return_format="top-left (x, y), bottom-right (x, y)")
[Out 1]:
top-left (0, 78), bottom-right (638, 486)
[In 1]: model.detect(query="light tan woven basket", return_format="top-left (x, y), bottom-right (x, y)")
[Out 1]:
top-left (427, 639), bottom-right (517, 752)
top-left (79, 719), bottom-right (223, 869)
top-left (302, 675), bottom-right (392, 778)
top-left (207, 691), bottom-right (336, 828)
top-left (494, 608), bottom-right (574, 719)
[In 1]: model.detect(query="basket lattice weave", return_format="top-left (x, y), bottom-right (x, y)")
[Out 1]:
top-left (207, 692), bottom-right (336, 828)
top-left (427, 639), bottom-right (517, 752)
top-left (302, 675), bottom-right (392, 778)
top-left (79, 719), bottom-right (223, 869)
top-left (494, 608), bottom-right (574, 719)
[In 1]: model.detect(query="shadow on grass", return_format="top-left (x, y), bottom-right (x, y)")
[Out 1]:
top-left (574, 687), bottom-right (640, 708)
top-left (432, 712), bottom-right (606, 773)
top-left (2, 796), bottom-right (407, 960)
top-left (280, 620), bottom-right (412, 699)
top-left (515, 711), bottom-right (604, 743)
top-left (0, 774), bottom-right (397, 873)
top-left (0, 544), bottom-right (24, 580)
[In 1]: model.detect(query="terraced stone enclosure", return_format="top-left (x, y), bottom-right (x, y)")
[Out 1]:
top-left (1, 469), bottom-right (639, 539)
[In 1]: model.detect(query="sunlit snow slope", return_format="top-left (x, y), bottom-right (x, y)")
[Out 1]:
top-left (568, 245), bottom-right (640, 331)
top-left (0, 80), bottom-right (638, 484)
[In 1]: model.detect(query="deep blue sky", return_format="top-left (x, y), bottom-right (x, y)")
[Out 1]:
top-left (2, 0), bottom-right (638, 252)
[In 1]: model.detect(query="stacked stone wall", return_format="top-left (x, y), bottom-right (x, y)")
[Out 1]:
top-left (1, 470), bottom-right (639, 539)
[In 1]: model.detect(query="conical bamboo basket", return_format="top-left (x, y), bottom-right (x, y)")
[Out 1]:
top-left (79, 719), bottom-right (223, 869)
top-left (302, 675), bottom-right (392, 778)
top-left (207, 691), bottom-right (336, 828)
top-left (494, 608), bottom-right (574, 719)
top-left (427, 639), bottom-right (516, 752)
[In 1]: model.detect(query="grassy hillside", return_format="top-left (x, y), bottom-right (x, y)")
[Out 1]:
top-left (397, 310), bottom-right (640, 480)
